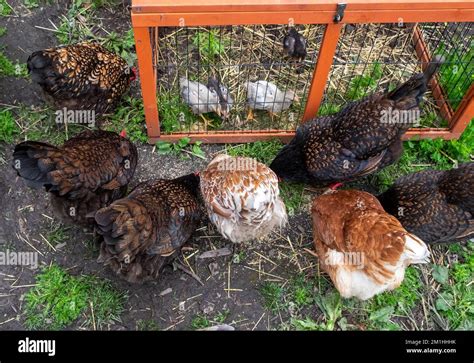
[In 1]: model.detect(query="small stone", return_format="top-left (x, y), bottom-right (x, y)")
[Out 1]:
top-left (208, 262), bottom-right (219, 276)
top-left (202, 302), bottom-right (215, 315)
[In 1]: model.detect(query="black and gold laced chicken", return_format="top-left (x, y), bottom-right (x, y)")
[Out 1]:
top-left (378, 162), bottom-right (474, 244)
top-left (270, 55), bottom-right (444, 186)
top-left (94, 174), bottom-right (202, 283)
top-left (27, 42), bottom-right (136, 118)
top-left (12, 130), bottom-right (137, 226)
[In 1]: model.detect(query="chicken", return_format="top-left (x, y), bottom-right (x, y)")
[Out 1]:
top-left (270, 55), bottom-right (444, 186)
top-left (94, 174), bottom-right (201, 283)
top-left (12, 130), bottom-right (137, 226)
top-left (180, 77), bottom-right (221, 128)
top-left (283, 27), bottom-right (307, 62)
top-left (27, 42), bottom-right (136, 118)
top-left (312, 189), bottom-right (429, 300)
top-left (200, 154), bottom-right (287, 243)
top-left (207, 76), bottom-right (233, 120)
top-left (245, 80), bottom-right (299, 121)
top-left (378, 163), bottom-right (474, 244)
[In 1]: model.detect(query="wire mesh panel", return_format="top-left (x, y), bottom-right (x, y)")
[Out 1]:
top-left (132, 0), bottom-right (474, 142)
top-left (321, 22), bottom-right (473, 129)
top-left (152, 25), bottom-right (324, 135)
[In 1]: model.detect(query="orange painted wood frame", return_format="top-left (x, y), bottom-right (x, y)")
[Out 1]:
top-left (131, 0), bottom-right (474, 143)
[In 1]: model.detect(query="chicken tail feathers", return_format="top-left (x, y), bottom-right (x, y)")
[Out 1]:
top-left (12, 141), bottom-right (58, 189)
top-left (95, 198), bottom-right (154, 264)
top-left (387, 55), bottom-right (444, 107)
top-left (402, 233), bottom-right (430, 264)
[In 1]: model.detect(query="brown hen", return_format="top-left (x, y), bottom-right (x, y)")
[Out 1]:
top-left (200, 154), bottom-right (287, 243)
top-left (378, 162), bottom-right (474, 244)
top-left (94, 174), bottom-right (201, 283)
top-left (312, 190), bottom-right (429, 300)
top-left (270, 56), bottom-right (444, 185)
top-left (12, 130), bottom-right (137, 225)
top-left (27, 42), bottom-right (135, 118)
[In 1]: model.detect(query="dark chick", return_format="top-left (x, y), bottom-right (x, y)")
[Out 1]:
top-left (378, 162), bottom-right (474, 244)
top-left (270, 55), bottom-right (444, 185)
top-left (207, 76), bottom-right (233, 120)
top-left (27, 42), bottom-right (136, 118)
top-left (94, 174), bottom-right (201, 283)
top-left (12, 130), bottom-right (137, 226)
top-left (283, 27), bottom-right (307, 62)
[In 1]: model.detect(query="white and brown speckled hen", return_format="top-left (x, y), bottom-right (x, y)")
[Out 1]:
top-left (200, 154), bottom-right (287, 243)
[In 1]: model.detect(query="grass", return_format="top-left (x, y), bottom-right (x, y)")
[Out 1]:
top-left (347, 62), bottom-right (383, 100)
top-left (12, 106), bottom-right (86, 145)
top-left (0, 0), bottom-right (12, 16)
top-left (226, 139), bottom-right (282, 165)
top-left (103, 29), bottom-right (136, 66)
top-left (106, 96), bottom-right (147, 143)
top-left (260, 282), bottom-right (285, 312)
top-left (136, 319), bottom-right (160, 331)
top-left (0, 51), bottom-right (28, 77)
top-left (158, 91), bottom-right (196, 133)
top-left (436, 43), bottom-right (474, 110)
top-left (155, 137), bottom-right (206, 159)
top-left (192, 29), bottom-right (228, 61)
top-left (47, 223), bottom-right (71, 246)
top-left (56, 1), bottom-right (94, 44)
top-left (0, 108), bottom-right (20, 143)
top-left (290, 291), bottom-right (342, 331)
top-left (317, 103), bottom-right (342, 116)
top-left (0, 26), bottom-right (6, 37)
top-left (190, 310), bottom-right (229, 329)
top-left (370, 267), bottom-right (422, 314)
top-left (434, 242), bottom-right (474, 330)
top-left (24, 264), bottom-right (125, 330)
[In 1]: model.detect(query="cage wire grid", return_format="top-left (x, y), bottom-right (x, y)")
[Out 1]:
top-left (150, 21), bottom-right (473, 135)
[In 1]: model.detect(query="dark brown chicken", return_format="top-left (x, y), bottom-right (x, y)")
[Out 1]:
top-left (27, 42), bottom-right (136, 117)
top-left (94, 174), bottom-right (201, 283)
top-left (12, 130), bottom-right (137, 225)
top-left (270, 56), bottom-right (444, 185)
top-left (378, 162), bottom-right (474, 244)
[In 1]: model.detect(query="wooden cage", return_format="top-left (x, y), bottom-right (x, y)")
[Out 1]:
top-left (131, 0), bottom-right (474, 143)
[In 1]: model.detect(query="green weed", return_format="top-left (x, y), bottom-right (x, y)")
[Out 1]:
top-left (0, 51), bottom-right (28, 77)
top-left (0, 108), bottom-right (20, 143)
top-left (0, 0), bottom-right (12, 16)
top-left (347, 62), bottom-right (383, 100)
top-left (24, 264), bottom-right (125, 330)
top-left (155, 137), bottom-right (206, 159)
